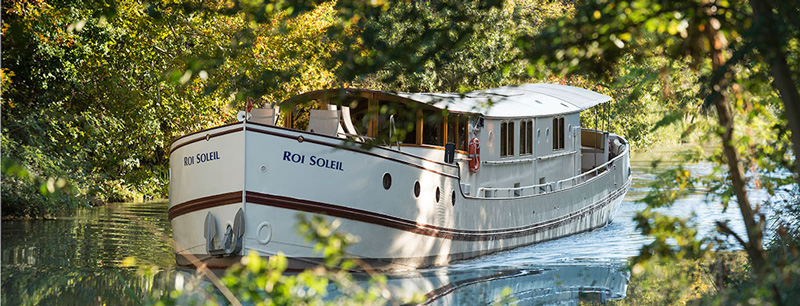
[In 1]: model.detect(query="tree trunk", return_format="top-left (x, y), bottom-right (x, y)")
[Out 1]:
top-left (704, 3), bottom-right (768, 280)
top-left (751, 0), bottom-right (800, 183)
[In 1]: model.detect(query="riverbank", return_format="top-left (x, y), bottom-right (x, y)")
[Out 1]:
top-left (615, 233), bottom-right (800, 305)
top-left (611, 252), bottom-right (748, 305)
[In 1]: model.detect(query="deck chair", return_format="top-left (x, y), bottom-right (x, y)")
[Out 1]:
top-left (308, 109), bottom-right (340, 137)
top-left (339, 106), bottom-right (364, 142)
top-left (327, 105), bottom-right (347, 138)
top-left (251, 105), bottom-right (280, 126)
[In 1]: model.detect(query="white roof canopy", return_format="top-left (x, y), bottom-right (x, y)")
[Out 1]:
top-left (395, 83), bottom-right (612, 118)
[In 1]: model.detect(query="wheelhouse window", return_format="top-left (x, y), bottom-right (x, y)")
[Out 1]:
top-left (500, 121), bottom-right (515, 157)
top-left (342, 97), bottom-right (370, 135)
top-left (422, 110), bottom-right (443, 146)
top-left (377, 100), bottom-right (416, 145)
top-left (520, 119), bottom-right (533, 155)
top-left (458, 115), bottom-right (468, 151)
top-left (446, 114), bottom-right (470, 151)
top-left (552, 117), bottom-right (565, 150)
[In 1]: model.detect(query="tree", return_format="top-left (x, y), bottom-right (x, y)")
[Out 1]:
top-left (521, 0), bottom-right (799, 302)
top-left (351, 0), bottom-right (573, 93)
top-left (1, 0), bottom-right (340, 215)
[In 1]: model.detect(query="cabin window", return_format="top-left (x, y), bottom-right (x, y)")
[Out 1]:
top-left (520, 119), bottom-right (533, 155)
top-left (457, 115), bottom-right (468, 151)
top-left (343, 97), bottom-right (370, 135)
top-left (377, 100), bottom-right (417, 145)
top-left (446, 114), bottom-right (470, 151)
top-left (422, 110), bottom-right (444, 146)
top-left (500, 121), bottom-right (515, 157)
top-left (552, 117), bottom-right (565, 150)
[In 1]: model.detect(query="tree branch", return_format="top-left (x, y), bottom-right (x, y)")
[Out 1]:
top-left (716, 220), bottom-right (748, 249)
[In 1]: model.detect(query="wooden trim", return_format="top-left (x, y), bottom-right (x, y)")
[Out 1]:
top-left (171, 127), bottom-right (242, 153)
top-left (398, 144), bottom-right (467, 154)
top-left (245, 123), bottom-right (456, 166)
top-left (394, 143), bottom-right (469, 156)
top-left (169, 122), bottom-right (459, 175)
top-left (455, 114), bottom-right (460, 150)
top-left (416, 109), bottom-right (423, 145)
top-left (169, 122), bottom-right (241, 150)
top-left (399, 143), bottom-right (445, 150)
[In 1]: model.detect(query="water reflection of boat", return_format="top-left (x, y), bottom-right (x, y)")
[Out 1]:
top-left (353, 264), bottom-right (629, 305)
top-left (168, 84), bottom-right (632, 269)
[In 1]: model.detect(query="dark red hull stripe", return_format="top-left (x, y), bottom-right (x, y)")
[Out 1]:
top-left (168, 191), bottom-right (242, 221)
top-left (245, 182), bottom-right (629, 241)
top-left (168, 182), bottom-right (628, 238)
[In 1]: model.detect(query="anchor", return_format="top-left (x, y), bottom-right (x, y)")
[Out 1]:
top-left (204, 208), bottom-right (245, 257)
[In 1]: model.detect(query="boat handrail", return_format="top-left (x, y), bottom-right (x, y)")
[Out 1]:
top-left (477, 182), bottom-right (554, 198)
top-left (482, 149), bottom-right (578, 166)
top-left (476, 136), bottom-right (628, 198)
top-left (482, 157), bottom-right (535, 165)
top-left (537, 150), bottom-right (577, 161)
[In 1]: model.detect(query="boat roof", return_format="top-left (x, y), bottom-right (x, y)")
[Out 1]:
top-left (396, 83), bottom-right (612, 118)
top-left (284, 83), bottom-right (612, 118)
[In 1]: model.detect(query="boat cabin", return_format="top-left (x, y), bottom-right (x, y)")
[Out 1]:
top-left (256, 84), bottom-right (620, 199)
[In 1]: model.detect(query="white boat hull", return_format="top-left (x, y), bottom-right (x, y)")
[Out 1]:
top-left (169, 122), bottom-right (631, 269)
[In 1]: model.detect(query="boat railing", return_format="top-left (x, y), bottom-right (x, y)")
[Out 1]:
top-left (477, 182), bottom-right (555, 198)
top-left (476, 134), bottom-right (628, 199)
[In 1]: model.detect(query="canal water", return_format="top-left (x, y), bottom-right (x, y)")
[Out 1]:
top-left (1, 146), bottom-right (766, 305)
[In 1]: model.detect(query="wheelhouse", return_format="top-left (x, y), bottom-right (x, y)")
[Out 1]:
top-left (250, 84), bottom-right (623, 198)
top-left (273, 88), bottom-right (475, 154)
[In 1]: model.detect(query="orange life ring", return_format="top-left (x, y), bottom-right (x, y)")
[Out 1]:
top-left (468, 137), bottom-right (480, 173)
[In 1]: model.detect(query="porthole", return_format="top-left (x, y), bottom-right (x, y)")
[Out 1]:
top-left (451, 191), bottom-right (456, 206)
top-left (414, 181), bottom-right (421, 198)
top-left (382, 173), bottom-right (392, 190)
top-left (435, 187), bottom-right (441, 203)
top-left (257, 222), bottom-right (272, 244)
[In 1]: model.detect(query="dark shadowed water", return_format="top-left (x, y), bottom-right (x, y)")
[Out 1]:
top-left (1, 145), bottom-right (764, 305)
